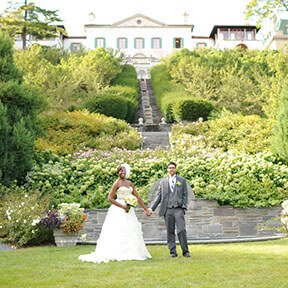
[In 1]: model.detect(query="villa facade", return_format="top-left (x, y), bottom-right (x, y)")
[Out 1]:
top-left (12, 13), bottom-right (288, 78)
top-left (66, 14), bottom-right (194, 79)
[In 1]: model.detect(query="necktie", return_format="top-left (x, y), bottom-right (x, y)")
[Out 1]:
top-left (171, 178), bottom-right (175, 192)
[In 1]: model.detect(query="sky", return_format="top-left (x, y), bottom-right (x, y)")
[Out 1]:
top-left (0, 0), bottom-right (253, 36)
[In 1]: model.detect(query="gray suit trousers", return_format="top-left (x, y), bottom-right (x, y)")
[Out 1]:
top-left (164, 207), bottom-right (189, 255)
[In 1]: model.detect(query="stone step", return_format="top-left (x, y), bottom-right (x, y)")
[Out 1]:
top-left (133, 78), bottom-right (171, 150)
top-left (142, 131), bottom-right (170, 149)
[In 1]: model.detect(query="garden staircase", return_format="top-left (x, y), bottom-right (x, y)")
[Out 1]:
top-left (133, 79), bottom-right (171, 150)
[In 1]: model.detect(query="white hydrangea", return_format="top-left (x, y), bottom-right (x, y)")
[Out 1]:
top-left (280, 200), bottom-right (288, 230)
top-left (281, 200), bottom-right (288, 214)
top-left (31, 217), bottom-right (41, 226)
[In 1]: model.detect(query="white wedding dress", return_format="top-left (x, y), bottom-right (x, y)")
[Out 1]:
top-left (79, 186), bottom-right (151, 263)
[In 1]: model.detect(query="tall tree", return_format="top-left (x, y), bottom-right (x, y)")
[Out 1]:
top-left (245, 0), bottom-right (288, 26)
top-left (0, 32), bottom-right (46, 185)
top-left (271, 84), bottom-right (288, 162)
top-left (0, 0), bottom-right (64, 49)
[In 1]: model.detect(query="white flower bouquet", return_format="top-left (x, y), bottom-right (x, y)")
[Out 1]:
top-left (124, 195), bottom-right (138, 212)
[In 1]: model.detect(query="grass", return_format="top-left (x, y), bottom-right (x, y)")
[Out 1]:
top-left (0, 238), bottom-right (287, 288)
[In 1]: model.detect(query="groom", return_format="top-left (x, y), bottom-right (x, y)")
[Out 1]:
top-left (147, 161), bottom-right (194, 258)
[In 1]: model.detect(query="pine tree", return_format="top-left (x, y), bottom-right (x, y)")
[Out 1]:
top-left (0, 1), bottom-right (64, 49)
top-left (0, 32), bottom-right (22, 82)
top-left (0, 102), bottom-right (11, 185)
top-left (0, 32), bottom-right (46, 185)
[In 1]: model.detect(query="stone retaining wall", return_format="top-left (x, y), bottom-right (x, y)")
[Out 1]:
top-left (82, 199), bottom-right (282, 243)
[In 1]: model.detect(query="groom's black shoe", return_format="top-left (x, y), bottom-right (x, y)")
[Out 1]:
top-left (171, 253), bottom-right (178, 258)
top-left (183, 252), bottom-right (191, 258)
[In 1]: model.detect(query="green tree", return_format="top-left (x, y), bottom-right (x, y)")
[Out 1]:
top-left (0, 0), bottom-right (64, 49)
top-left (0, 32), bottom-right (22, 83)
top-left (0, 32), bottom-right (46, 185)
top-left (0, 102), bottom-right (11, 183)
top-left (75, 48), bottom-right (122, 91)
top-left (161, 48), bottom-right (288, 118)
top-left (245, 0), bottom-right (288, 26)
top-left (271, 84), bottom-right (288, 161)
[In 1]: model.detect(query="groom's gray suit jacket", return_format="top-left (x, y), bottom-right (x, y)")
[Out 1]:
top-left (150, 175), bottom-right (193, 216)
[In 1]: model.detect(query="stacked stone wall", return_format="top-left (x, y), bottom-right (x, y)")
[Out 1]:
top-left (82, 199), bottom-right (282, 243)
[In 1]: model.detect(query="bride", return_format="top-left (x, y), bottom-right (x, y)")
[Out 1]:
top-left (79, 163), bottom-right (151, 263)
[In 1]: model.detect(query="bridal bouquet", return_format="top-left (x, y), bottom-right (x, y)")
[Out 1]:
top-left (124, 195), bottom-right (138, 212)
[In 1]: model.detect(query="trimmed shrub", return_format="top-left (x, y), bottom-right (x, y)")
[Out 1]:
top-left (173, 98), bottom-right (214, 122)
top-left (112, 64), bottom-right (138, 90)
top-left (84, 93), bottom-right (137, 122)
top-left (108, 85), bottom-right (138, 102)
top-left (171, 113), bottom-right (272, 154)
top-left (84, 94), bottom-right (128, 120)
top-left (35, 110), bottom-right (141, 155)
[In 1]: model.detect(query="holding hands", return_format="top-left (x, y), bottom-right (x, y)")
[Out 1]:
top-left (144, 208), bottom-right (153, 216)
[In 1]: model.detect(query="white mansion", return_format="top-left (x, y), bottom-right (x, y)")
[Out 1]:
top-left (14, 13), bottom-right (288, 78)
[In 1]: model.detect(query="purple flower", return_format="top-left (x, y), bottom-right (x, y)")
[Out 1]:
top-left (41, 210), bottom-right (61, 229)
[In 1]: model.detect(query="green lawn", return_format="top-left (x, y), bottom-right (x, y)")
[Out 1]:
top-left (0, 238), bottom-right (287, 288)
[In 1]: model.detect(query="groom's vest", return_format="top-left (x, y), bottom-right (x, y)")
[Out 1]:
top-left (167, 183), bottom-right (179, 208)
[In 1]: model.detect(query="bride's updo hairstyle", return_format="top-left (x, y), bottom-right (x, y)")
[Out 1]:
top-left (116, 165), bottom-right (123, 175)
top-left (116, 163), bottom-right (131, 179)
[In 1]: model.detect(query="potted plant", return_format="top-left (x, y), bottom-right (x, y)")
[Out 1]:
top-left (41, 203), bottom-right (86, 247)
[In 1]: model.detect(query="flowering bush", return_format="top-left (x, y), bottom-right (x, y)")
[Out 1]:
top-left (0, 187), bottom-right (53, 246)
top-left (27, 141), bottom-right (288, 209)
top-left (40, 210), bottom-right (61, 230)
top-left (280, 200), bottom-right (288, 233)
top-left (41, 203), bottom-right (86, 234)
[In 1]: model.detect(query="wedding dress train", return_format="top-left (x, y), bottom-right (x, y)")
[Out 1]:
top-left (79, 186), bottom-right (151, 263)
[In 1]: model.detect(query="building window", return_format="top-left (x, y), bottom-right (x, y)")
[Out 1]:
top-left (151, 37), bottom-right (162, 49)
top-left (137, 19), bottom-right (142, 25)
top-left (117, 38), bottom-right (128, 49)
top-left (196, 42), bottom-right (207, 48)
top-left (230, 29), bottom-right (244, 40)
top-left (15, 34), bottom-right (22, 41)
top-left (134, 38), bottom-right (144, 49)
top-left (95, 37), bottom-right (106, 48)
top-left (70, 43), bottom-right (82, 52)
top-left (219, 30), bottom-right (228, 40)
top-left (245, 30), bottom-right (253, 40)
top-left (173, 37), bottom-right (183, 48)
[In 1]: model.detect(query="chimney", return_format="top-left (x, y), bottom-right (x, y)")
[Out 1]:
top-left (183, 11), bottom-right (189, 24)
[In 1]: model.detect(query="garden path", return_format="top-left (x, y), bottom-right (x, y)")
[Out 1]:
top-left (133, 79), bottom-right (171, 150)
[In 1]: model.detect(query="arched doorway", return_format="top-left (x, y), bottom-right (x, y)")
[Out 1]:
top-left (138, 70), bottom-right (146, 79)
top-left (236, 44), bottom-right (248, 49)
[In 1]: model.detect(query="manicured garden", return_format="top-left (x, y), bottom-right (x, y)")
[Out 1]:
top-left (0, 32), bottom-right (288, 248)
